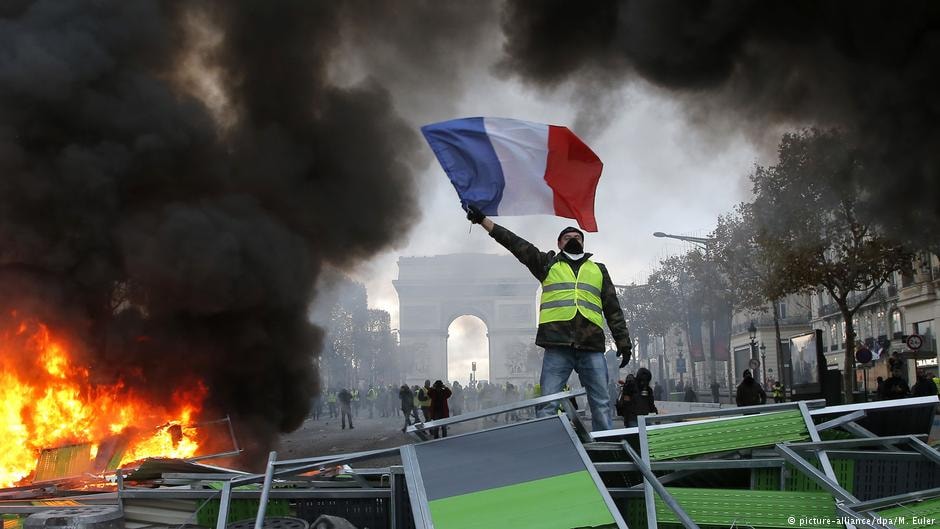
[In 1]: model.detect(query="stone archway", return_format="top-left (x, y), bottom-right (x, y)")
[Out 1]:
top-left (394, 253), bottom-right (539, 386)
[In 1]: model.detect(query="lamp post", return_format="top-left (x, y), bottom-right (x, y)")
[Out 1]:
top-left (653, 231), bottom-right (717, 394)
top-left (659, 335), bottom-right (667, 393)
top-left (653, 232), bottom-right (712, 248)
top-left (676, 336), bottom-right (685, 388)
top-left (760, 342), bottom-right (767, 390)
top-left (748, 320), bottom-right (758, 384)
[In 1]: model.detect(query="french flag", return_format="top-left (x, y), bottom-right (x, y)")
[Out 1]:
top-left (421, 117), bottom-right (603, 232)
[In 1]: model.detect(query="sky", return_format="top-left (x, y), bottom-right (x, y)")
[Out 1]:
top-left (329, 22), bottom-right (780, 382)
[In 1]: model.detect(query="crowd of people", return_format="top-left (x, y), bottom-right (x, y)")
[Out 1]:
top-left (310, 379), bottom-right (548, 436)
top-left (310, 355), bottom-right (940, 436)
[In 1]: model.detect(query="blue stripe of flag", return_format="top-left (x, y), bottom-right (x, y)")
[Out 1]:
top-left (420, 117), bottom-right (505, 215)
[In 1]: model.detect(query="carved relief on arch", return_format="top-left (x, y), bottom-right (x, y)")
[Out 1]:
top-left (503, 340), bottom-right (542, 375)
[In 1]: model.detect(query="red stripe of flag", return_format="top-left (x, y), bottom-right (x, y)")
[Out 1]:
top-left (543, 125), bottom-right (603, 232)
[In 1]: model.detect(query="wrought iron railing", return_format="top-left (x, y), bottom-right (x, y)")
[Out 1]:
top-left (817, 285), bottom-right (898, 317)
top-left (731, 313), bottom-right (811, 334)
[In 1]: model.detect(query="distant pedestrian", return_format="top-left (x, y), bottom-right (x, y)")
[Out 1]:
top-left (380, 386), bottom-right (391, 417)
top-left (399, 385), bottom-right (418, 432)
top-left (428, 380), bottom-right (453, 438)
top-left (419, 379), bottom-right (433, 421)
top-left (351, 388), bottom-right (361, 417)
top-left (683, 385), bottom-right (698, 403)
top-left (327, 389), bottom-right (338, 418)
top-left (880, 370), bottom-right (910, 400)
top-left (367, 385), bottom-right (378, 418)
top-left (619, 368), bottom-right (657, 427)
top-left (653, 382), bottom-right (663, 401)
top-left (875, 376), bottom-right (885, 400)
top-left (911, 371), bottom-right (937, 397)
top-left (310, 394), bottom-right (322, 421)
top-left (887, 351), bottom-right (904, 374)
top-left (338, 388), bottom-right (354, 429)
top-left (772, 381), bottom-right (784, 403)
top-left (735, 370), bottom-right (767, 407)
top-left (710, 380), bottom-right (720, 403)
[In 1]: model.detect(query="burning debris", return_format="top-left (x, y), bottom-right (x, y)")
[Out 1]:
top-left (0, 315), bottom-right (212, 487)
top-left (0, 0), bottom-right (422, 465)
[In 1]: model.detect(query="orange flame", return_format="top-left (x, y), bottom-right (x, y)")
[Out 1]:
top-left (0, 317), bottom-right (208, 487)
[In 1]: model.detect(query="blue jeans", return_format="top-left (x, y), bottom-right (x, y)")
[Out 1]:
top-left (537, 347), bottom-right (612, 431)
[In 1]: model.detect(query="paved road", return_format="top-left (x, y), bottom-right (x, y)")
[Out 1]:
top-left (274, 409), bottom-right (530, 462)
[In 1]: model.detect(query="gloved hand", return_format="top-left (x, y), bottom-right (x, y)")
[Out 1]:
top-left (466, 204), bottom-right (485, 224)
top-left (617, 342), bottom-right (633, 369)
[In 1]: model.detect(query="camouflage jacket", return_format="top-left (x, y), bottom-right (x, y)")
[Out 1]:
top-left (489, 224), bottom-right (632, 355)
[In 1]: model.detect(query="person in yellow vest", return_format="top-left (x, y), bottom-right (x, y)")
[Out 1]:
top-left (351, 388), bottom-right (360, 418)
top-left (412, 384), bottom-right (423, 416)
top-left (467, 207), bottom-right (632, 431)
top-left (419, 379), bottom-right (433, 422)
top-left (367, 385), bottom-right (378, 418)
top-left (327, 389), bottom-right (338, 418)
top-left (772, 381), bottom-right (784, 403)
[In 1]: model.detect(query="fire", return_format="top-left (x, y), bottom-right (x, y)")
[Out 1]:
top-left (0, 316), bottom-right (208, 487)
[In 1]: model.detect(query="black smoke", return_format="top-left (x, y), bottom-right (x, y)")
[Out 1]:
top-left (500, 0), bottom-right (940, 246)
top-left (0, 0), bottom-right (443, 459)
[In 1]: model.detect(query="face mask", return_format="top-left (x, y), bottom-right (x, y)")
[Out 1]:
top-left (562, 238), bottom-right (583, 254)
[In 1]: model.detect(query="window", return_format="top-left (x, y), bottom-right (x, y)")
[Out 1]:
top-left (876, 310), bottom-right (886, 338)
top-left (830, 323), bottom-right (838, 351)
top-left (901, 267), bottom-right (915, 288)
top-left (892, 310), bottom-right (903, 339)
top-left (914, 320), bottom-right (936, 353)
top-left (778, 301), bottom-right (788, 319)
top-left (841, 321), bottom-right (847, 346)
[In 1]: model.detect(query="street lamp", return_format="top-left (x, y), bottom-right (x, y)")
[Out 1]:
top-left (676, 336), bottom-right (685, 388)
top-left (748, 321), bottom-right (758, 357)
top-left (760, 342), bottom-right (767, 389)
top-left (653, 232), bottom-right (713, 248)
top-left (748, 320), bottom-right (758, 383)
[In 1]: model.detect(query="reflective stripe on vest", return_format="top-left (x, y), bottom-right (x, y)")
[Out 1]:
top-left (539, 260), bottom-right (604, 328)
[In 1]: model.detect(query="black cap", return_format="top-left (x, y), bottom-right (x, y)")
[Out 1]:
top-left (558, 226), bottom-right (584, 241)
top-left (742, 369), bottom-right (752, 378)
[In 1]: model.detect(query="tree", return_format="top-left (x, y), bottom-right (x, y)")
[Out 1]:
top-left (712, 202), bottom-right (801, 387)
top-left (750, 129), bottom-right (913, 401)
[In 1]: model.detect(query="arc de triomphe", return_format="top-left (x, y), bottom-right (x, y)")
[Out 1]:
top-left (394, 253), bottom-right (539, 385)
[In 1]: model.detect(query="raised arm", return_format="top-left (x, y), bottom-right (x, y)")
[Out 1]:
top-left (465, 204), bottom-right (552, 281)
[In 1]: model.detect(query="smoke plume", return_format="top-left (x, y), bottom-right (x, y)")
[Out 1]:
top-left (0, 0), bottom-right (454, 458)
top-left (500, 0), bottom-right (940, 244)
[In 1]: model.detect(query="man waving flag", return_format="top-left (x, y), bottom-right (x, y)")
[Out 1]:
top-left (421, 117), bottom-right (603, 232)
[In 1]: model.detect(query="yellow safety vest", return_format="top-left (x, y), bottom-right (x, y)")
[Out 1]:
top-left (418, 387), bottom-right (431, 407)
top-left (539, 260), bottom-right (604, 329)
top-left (327, 392), bottom-right (337, 403)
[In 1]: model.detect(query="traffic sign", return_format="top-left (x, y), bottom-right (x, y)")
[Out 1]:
top-left (907, 334), bottom-right (924, 351)
top-left (855, 347), bottom-right (872, 364)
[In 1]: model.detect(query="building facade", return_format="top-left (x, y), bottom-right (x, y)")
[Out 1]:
top-left (809, 252), bottom-right (939, 390)
top-left (729, 293), bottom-right (813, 391)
